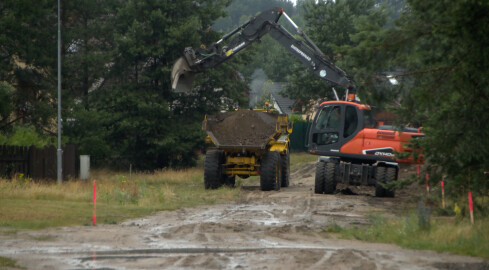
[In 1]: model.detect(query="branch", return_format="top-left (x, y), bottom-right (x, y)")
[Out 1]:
top-left (376, 66), bottom-right (456, 79)
top-left (0, 116), bottom-right (23, 130)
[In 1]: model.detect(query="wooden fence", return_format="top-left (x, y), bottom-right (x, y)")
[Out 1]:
top-left (0, 144), bottom-right (78, 180)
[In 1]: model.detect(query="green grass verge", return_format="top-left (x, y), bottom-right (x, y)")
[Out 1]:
top-left (329, 213), bottom-right (489, 259)
top-left (290, 152), bottom-right (317, 169)
top-left (0, 168), bottom-right (237, 230)
top-left (0, 256), bottom-right (24, 269)
top-left (0, 152), bottom-right (313, 230)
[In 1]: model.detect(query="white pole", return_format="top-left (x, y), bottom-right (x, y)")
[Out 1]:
top-left (57, 0), bottom-right (63, 184)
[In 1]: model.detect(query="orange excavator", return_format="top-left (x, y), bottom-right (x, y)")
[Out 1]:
top-left (171, 7), bottom-right (423, 197)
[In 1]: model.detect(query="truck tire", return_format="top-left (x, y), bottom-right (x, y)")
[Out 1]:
top-left (315, 162), bottom-right (326, 194)
top-left (260, 151), bottom-right (281, 191)
top-left (375, 166), bottom-right (396, 197)
top-left (204, 150), bottom-right (224, 189)
top-left (280, 152), bottom-right (290, 187)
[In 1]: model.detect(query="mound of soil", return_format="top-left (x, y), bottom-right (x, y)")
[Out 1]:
top-left (205, 110), bottom-right (279, 147)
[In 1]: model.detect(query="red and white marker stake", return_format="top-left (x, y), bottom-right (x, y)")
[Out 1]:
top-left (417, 165), bottom-right (420, 176)
top-left (93, 179), bottom-right (97, 226)
top-left (468, 191), bottom-right (474, 224)
top-left (441, 180), bottom-right (445, 208)
top-left (425, 173), bottom-right (430, 193)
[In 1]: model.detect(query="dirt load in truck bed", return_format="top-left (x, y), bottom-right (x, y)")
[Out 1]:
top-left (205, 110), bottom-right (279, 148)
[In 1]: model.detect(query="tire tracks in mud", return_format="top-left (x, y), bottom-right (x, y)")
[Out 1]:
top-left (0, 162), bottom-right (488, 270)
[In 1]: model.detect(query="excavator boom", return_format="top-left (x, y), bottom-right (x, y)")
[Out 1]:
top-left (171, 7), bottom-right (356, 100)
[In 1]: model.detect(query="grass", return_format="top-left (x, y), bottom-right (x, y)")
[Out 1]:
top-left (0, 256), bottom-right (24, 269)
top-left (290, 152), bottom-right (317, 169)
top-left (0, 152), bottom-right (312, 230)
top-left (0, 168), bottom-right (237, 230)
top-left (2, 152), bottom-right (488, 260)
top-left (328, 210), bottom-right (489, 259)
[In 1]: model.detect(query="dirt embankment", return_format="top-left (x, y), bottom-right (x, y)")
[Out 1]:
top-left (0, 163), bottom-right (487, 270)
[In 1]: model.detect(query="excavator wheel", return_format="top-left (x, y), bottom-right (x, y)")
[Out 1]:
top-left (314, 162), bottom-right (326, 194)
top-left (260, 151), bottom-right (282, 191)
top-left (323, 162), bottom-right (337, 194)
top-left (280, 152), bottom-right (290, 187)
top-left (204, 150), bottom-right (225, 189)
top-left (375, 166), bottom-right (396, 197)
top-left (315, 161), bottom-right (337, 194)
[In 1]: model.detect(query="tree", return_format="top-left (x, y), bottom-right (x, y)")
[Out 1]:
top-left (64, 0), bottom-right (245, 169)
top-left (1, 0), bottom-right (255, 170)
top-left (284, 0), bottom-right (381, 107)
top-left (0, 0), bottom-right (58, 132)
top-left (62, 0), bottom-right (116, 110)
top-left (334, 0), bottom-right (489, 199)
top-left (212, 0), bottom-right (302, 87)
top-left (387, 0), bottom-right (489, 199)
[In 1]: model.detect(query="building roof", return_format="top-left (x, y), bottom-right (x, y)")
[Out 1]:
top-left (266, 82), bottom-right (296, 115)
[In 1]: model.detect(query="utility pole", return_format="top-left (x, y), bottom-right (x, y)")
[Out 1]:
top-left (57, 0), bottom-right (62, 184)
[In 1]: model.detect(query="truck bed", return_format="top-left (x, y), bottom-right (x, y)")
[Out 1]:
top-left (203, 110), bottom-right (280, 149)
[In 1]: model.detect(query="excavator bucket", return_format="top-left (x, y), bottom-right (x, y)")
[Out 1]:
top-left (171, 57), bottom-right (196, 93)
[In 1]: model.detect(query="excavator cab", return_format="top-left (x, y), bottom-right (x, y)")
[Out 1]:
top-left (309, 101), bottom-right (371, 158)
top-left (308, 100), bottom-right (423, 165)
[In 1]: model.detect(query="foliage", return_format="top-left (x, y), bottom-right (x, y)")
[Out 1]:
top-left (288, 113), bottom-right (307, 123)
top-left (284, 0), bottom-right (382, 106)
top-left (0, 82), bottom-right (14, 127)
top-left (0, 0), bottom-right (58, 132)
top-left (213, 0), bottom-right (298, 33)
top-left (384, 0), bottom-right (489, 199)
top-left (212, 0), bottom-right (305, 92)
top-left (1, 0), bottom-right (250, 170)
top-left (3, 125), bottom-right (54, 148)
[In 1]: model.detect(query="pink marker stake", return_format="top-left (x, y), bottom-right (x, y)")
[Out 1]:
top-left (441, 180), bottom-right (445, 208)
top-left (425, 173), bottom-right (430, 193)
top-left (93, 179), bottom-right (97, 226)
top-left (468, 191), bottom-right (474, 224)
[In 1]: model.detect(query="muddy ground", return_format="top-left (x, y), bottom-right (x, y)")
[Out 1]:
top-left (1, 163), bottom-right (488, 270)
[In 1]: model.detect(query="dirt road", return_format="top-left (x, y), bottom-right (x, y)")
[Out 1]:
top-left (1, 163), bottom-right (487, 269)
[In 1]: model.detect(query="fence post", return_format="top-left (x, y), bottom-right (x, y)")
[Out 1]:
top-left (80, 155), bottom-right (90, 180)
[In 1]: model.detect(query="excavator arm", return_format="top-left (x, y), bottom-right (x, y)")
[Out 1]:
top-left (171, 7), bottom-right (357, 101)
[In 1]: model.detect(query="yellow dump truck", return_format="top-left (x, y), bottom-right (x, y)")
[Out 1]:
top-left (202, 109), bottom-right (292, 191)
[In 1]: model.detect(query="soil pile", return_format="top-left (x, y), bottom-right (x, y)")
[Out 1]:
top-left (205, 110), bottom-right (278, 147)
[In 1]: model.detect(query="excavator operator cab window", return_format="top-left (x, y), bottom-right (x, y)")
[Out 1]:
top-left (315, 105), bottom-right (341, 130)
top-left (362, 109), bottom-right (376, 128)
top-left (343, 105), bottom-right (358, 138)
top-left (312, 105), bottom-right (341, 145)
